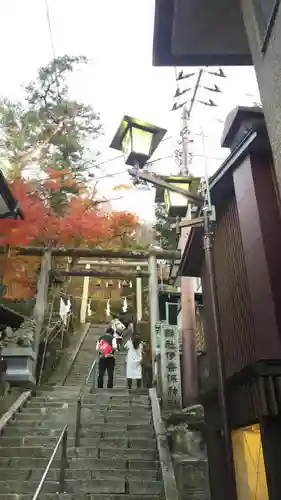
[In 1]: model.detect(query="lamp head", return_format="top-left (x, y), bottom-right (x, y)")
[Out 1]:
top-left (110, 115), bottom-right (167, 168)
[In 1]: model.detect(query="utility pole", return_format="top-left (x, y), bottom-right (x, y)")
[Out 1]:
top-left (174, 68), bottom-right (201, 401)
top-left (181, 105), bottom-right (189, 175)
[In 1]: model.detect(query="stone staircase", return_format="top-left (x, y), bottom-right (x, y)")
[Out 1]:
top-left (0, 325), bottom-right (165, 499)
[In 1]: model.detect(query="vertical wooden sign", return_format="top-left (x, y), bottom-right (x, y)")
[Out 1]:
top-left (160, 323), bottom-right (182, 411)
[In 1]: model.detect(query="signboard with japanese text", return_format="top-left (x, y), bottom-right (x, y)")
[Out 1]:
top-left (159, 323), bottom-right (182, 411)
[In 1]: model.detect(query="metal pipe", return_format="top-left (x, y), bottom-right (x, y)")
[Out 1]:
top-left (74, 398), bottom-right (82, 448)
top-left (75, 359), bottom-right (97, 445)
top-left (128, 168), bottom-right (204, 207)
top-left (91, 363), bottom-right (96, 393)
top-left (32, 424), bottom-right (68, 500)
top-left (59, 427), bottom-right (68, 493)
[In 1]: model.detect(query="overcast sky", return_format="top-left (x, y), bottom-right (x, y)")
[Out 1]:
top-left (0, 0), bottom-right (260, 221)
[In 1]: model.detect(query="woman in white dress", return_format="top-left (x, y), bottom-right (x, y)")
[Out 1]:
top-left (124, 334), bottom-right (143, 390)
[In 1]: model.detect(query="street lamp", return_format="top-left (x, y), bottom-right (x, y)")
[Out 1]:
top-left (129, 140), bottom-right (233, 499)
top-left (110, 115), bottom-right (167, 168)
top-left (163, 177), bottom-right (200, 217)
top-left (0, 170), bottom-right (23, 220)
top-left (110, 115), bottom-right (167, 374)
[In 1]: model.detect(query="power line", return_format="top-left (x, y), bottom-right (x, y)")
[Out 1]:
top-left (45, 0), bottom-right (61, 101)
top-left (22, 153), bottom-right (178, 189)
top-left (45, 0), bottom-right (56, 61)
top-left (21, 153), bottom-right (123, 174)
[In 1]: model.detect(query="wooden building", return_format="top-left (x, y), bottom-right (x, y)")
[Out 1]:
top-left (178, 107), bottom-right (281, 499)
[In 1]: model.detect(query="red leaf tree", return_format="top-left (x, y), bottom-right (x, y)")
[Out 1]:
top-left (0, 178), bottom-right (140, 299)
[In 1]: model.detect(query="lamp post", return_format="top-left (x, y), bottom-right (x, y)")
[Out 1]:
top-left (110, 116), bottom-right (167, 372)
top-left (128, 151), bottom-right (236, 500)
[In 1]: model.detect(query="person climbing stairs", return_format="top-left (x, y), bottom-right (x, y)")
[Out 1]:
top-left (0, 325), bottom-right (166, 499)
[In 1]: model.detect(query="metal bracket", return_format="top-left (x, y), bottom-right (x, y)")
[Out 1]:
top-left (180, 205), bottom-right (216, 229)
top-left (179, 216), bottom-right (205, 229)
top-left (128, 167), bottom-right (204, 207)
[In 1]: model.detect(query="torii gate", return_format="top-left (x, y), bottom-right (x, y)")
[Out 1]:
top-left (10, 246), bottom-right (180, 385)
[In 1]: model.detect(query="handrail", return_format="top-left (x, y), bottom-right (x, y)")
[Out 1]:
top-left (32, 424), bottom-right (68, 500)
top-left (0, 391), bottom-right (31, 433)
top-left (38, 312), bottom-right (72, 385)
top-left (75, 358), bottom-right (97, 448)
top-left (37, 321), bottom-right (62, 386)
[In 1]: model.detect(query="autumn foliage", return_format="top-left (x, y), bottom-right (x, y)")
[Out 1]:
top-left (0, 55), bottom-right (141, 299)
top-left (0, 176), bottom-right (140, 299)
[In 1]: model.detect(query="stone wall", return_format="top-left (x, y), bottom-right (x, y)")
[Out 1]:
top-left (165, 405), bottom-right (210, 500)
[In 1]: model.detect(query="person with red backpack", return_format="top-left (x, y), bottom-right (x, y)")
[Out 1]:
top-left (96, 327), bottom-right (117, 389)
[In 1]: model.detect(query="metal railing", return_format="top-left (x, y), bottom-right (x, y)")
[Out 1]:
top-left (75, 359), bottom-right (97, 448)
top-left (32, 424), bottom-right (68, 500)
top-left (37, 312), bottom-right (73, 386)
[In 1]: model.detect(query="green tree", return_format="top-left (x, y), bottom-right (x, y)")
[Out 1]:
top-left (154, 203), bottom-right (177, 250)
top-left (0, 55), bottom-right (102, 214)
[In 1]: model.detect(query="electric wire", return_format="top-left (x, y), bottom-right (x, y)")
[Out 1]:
top-left (45, 0), bottom-right (60, 99)
top-left (45, 0), bottom-right (56, 61)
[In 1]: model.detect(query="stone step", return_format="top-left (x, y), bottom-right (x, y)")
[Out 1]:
top-left (99, 448), bottom-right (157, 461)
top-left (0, 479), bottom-right (125, 494)
top-left (13, 414), bottom-right (153, 424)
top-left (0, 494), bottom-right (164, 500)
top-left (0, 446), bottom-right (157, 460)
top-left (0, 328), bottom-right (163, 500)
top-left (27, 392), bottom-right (149, 402)
top-left (0, 457), bottom-right (160, 470)
top-left (0, 436), bottom-right (156, 449)
top-left (0, 468), bottom-right (160, 481)
top-left (6, 421), bottom-right (155, 432)
top-left (0, 480), bottom-right (163, 495)
top-left (28, 400), bottom-right (150, 409)
top-left (2, 427), bottom-right (155, 439)
top-left (0, 457), bottom-right (63, 468)
top-left (68, 458), bottom-right (160, 471)
top-left (22, 406), bottom-right (150, 417)
top-left (0, 480), bottom-right (163, 496)
top-left (0, 446), bottom-right (98, 458)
